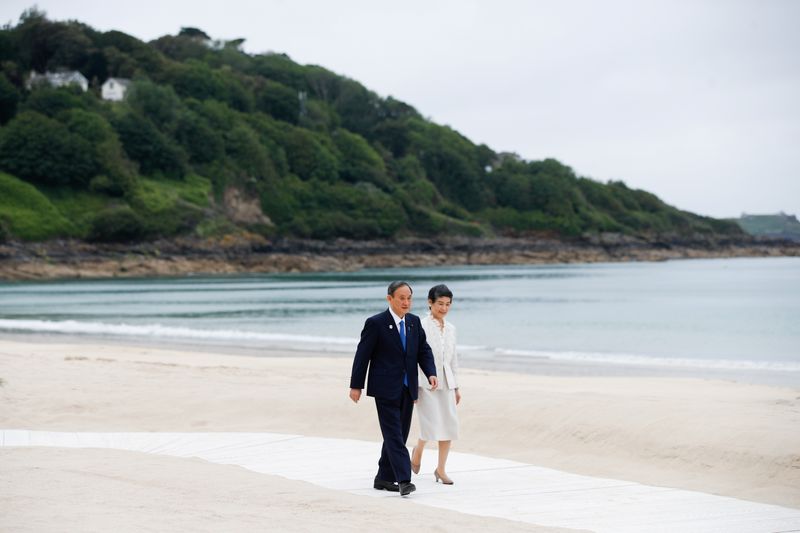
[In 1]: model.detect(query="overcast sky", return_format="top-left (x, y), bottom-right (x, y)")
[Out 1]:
top-left (3, 0), bottom-right (798, 219)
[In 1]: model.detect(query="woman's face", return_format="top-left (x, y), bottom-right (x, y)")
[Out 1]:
top-left (429, 296), bottom-right (452, 321)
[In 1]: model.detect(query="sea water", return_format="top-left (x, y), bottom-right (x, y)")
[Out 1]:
top-left (1, 257), bottom-right (798, 382)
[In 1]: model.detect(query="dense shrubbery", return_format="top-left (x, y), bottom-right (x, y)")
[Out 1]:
top-left (0, 74), bottom-right (19, 124)
top-left (0, 110), bottom-right (97, 186)
top-left (88, 205), bottom-right (147, 242)
top-left (0, 219), bottom-right (9, 243)
top-left (0, 9), bottom-right (744, 242)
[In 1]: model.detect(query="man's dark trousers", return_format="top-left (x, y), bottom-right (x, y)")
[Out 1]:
top-left (375, 386), bottom-right (414, 483)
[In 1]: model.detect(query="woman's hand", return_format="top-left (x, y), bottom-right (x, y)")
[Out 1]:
top-left (455, 388), bottom-right (461, 405)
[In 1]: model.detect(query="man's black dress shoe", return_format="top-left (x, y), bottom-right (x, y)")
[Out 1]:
top-left (399, 481), bottom-right (416, 496)
top-left (373, 478), bottom-right (399, 492)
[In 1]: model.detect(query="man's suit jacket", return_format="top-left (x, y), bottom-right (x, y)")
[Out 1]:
top-left (350, 309), bottom-right (436, 401)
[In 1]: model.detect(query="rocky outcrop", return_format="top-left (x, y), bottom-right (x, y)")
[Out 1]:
top-left (0, 234), bottom-right (797, 281)
top-left (223, 187), bottom-right (273, 227)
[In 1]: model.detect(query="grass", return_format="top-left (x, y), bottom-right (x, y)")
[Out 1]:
top-left (128, 175), bottom-right (211, 237)
top-left (0, 172), bottom-right (212, 241)
top-left (41, 186), bottom-right (113, 238)
top-left (0, 172), bottom-right (74, 240)
top-left (135, 174), bottom-right (212, 210)
top-left (195, 215), bottom-right (240, 238)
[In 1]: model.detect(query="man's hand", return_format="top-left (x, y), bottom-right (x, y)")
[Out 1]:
top-left (429, 376), bottom-right (438, 391)
top-left (349, 388), bottom-right (362, 403)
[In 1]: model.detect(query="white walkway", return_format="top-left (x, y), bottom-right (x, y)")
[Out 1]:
top-left (3, 430), bottom-right (799, 533)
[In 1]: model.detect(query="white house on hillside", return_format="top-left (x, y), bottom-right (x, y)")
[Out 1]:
top-left (101, 77), bottom-right (131, 101)
top-left (26, 70), bottom-right (88, 91)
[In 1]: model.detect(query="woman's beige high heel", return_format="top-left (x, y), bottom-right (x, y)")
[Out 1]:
top-left (410, 447), bottom-right (420, 474)
top-left (434, 468), bottom-right (454, 485)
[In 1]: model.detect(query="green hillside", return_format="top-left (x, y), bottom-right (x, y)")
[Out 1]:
top-left (0, 9), bottom-right (744, 243)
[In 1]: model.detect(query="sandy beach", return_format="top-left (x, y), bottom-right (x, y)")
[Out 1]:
top-left (1, 338), bottom-right (799, 531)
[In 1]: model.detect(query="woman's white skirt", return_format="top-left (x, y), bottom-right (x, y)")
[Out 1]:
top-left (416, 387), bottom-right (459, 441)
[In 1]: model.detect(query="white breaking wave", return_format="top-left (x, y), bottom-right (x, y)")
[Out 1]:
top-left (0, 319), bottom-right (357, 350)
top-left (492, 348), bottom-right (800, 373)
top-left (1, 318), bottom-right (798, 373)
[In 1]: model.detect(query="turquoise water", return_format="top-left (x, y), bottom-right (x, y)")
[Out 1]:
top-left (1, 257), bottom-right (798, 375)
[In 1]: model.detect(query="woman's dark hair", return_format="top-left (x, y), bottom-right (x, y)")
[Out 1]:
top-left (428, 284), bottom-right (453, 302)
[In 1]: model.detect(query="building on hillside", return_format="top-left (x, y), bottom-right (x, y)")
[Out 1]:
top-left (101, 77), bottom-right (132, 101)
top-left (26, 70), bottom-right (88, 91)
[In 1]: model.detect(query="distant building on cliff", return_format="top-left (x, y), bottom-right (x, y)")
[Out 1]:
top-left (101, 78), bottom-right (131, 101)
top-left (737, 212), bottom-right (800, 242)
top-left (26, 70), bottom-right (88, 92)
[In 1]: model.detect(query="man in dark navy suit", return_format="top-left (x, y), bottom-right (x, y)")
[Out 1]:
top-left (349, 280), bottom-right (438, 496)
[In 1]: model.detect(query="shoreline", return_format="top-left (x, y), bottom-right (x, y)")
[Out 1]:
top-left (2, 235), bottom-right (798, 281)
top-left (1, 336), bottom-right (798, 511)
top-left (3, 330), bottom-right (799, 388)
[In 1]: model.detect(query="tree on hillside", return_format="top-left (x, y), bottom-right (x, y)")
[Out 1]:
top-left (0, 74), bottom-right (19, 124)
top-left (174, 109), bottom-right (225, 164)
top-left (254, 79), bottom-right (299, 124)
top-left (12, 8), bottom-right (92, 73)
top-left (151, 34), bottom-right (208, 63)
top-left (224, 123), bottom-right (277, 181)
top-left (97, 30), bottom-right (166, 78)
top-left (22, 85), bottom-right (87, 117)
top-left (62, 108), bottom-right (137, 195)
top-left (282, 127), bottom-right (340, 182)
top-left (125, 80), bottom-right (182, 131)
top-left (412, 122), bottom-right (489, 211)
top-left (179, 27), bottom-right (211, 41)
top-left (112, 111), bottom-right (186, 179)
top-left (0, 110), bottom-right (97, 186)
top-left (332, 128), bottom-right (391, 188)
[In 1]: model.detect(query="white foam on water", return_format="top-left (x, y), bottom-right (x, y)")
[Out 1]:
top-left (0, 318), bottom-right (357, 349)
top-left (2, 318), bottom-right (799, 373)
top-left (493, 347), bottom-right (800, 372)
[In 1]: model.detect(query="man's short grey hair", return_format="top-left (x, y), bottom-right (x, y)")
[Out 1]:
top-left (387, 280), bottom-right (413, 296)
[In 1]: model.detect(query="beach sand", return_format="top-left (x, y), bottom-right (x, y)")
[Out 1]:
top-left (1, 338), bottom-right (799, 531)
top-left (2, 446), bottom-right (565, 533)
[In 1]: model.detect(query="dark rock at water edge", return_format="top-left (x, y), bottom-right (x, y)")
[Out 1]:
top-left (1, 234), bottom-right (798, 281)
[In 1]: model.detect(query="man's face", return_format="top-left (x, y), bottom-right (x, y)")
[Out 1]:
top-left (387, 285), bottom-right (412, 318)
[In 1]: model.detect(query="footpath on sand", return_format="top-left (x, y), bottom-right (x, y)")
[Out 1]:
top-left (3, 429), bottom-right (800, 533)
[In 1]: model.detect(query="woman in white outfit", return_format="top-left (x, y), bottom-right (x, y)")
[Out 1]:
top-left (411, 284), bottom-right (461, 485)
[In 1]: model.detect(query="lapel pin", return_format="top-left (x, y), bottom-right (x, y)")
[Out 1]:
top-left (389, 325), bottom-right (393, 329)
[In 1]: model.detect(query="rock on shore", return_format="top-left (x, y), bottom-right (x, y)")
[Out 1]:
top-left (1, 234), bottom-right (798, 281)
